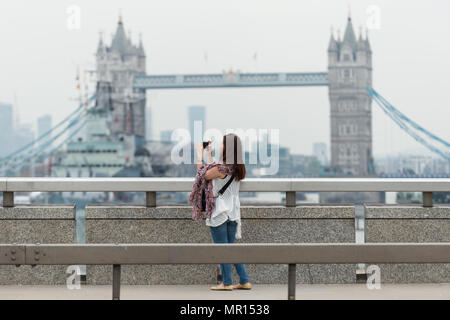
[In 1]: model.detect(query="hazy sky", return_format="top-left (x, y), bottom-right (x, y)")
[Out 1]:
top-left (0, 0), bottom-right (449, 156)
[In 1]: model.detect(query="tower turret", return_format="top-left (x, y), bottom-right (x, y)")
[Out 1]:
top-left (365, 29), bottom-right (372, 67)
top-left (340, 16), bottom-right (357, 62)
top-left (327, 28), bottom-right (339, 66)
top-left (356, 29), bottom-right (368, 65)
top-left (137, 33), bottom-right (146, 73)
top-left (96, 32), bottom-right (105, 55)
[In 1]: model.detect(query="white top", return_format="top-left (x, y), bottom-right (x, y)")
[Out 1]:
top-left (205, 175), bottom-right (242, 239)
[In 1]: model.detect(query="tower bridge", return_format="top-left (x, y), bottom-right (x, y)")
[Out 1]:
top-left (128, 15), bottom-right (373, 177)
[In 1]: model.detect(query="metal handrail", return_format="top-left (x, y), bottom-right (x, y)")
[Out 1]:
top-left (1, 177), bottom-right (449, 192)
top-left (1, 243), bottom-right (450, 300)
top-left (2, 177), bottom-right (449, 207)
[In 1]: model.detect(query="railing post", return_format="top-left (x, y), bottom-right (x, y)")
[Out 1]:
top-left (112, 264), bottom-right (121, 300)
top-left (423, 192), bottom-right (433, 207)
top-left (288, 264), bottom-right (296, 300)
top-left (2, 192), bottom-right (14, 207)
top-left (286, 191), bottom-right (296, 207)
top-left (146, 191), bottom-right (156, 207)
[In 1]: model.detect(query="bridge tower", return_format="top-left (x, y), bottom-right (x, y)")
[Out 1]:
top-left (327, 15), bottom-right (374, 176)
top-left (95, 14), bottom-right (147, 147)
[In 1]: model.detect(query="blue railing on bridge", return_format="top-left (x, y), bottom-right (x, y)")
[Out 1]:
top-left (379, 173), bottom-right (450, 178)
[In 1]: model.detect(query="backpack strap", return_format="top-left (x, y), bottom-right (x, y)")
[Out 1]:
top-left (217, 174), bottom-right (234, 196)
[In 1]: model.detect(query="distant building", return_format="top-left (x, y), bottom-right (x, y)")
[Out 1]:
top-left (146, 107), bottom-right (152, 141)
top-left (160, 130), bottom-right (173, 142)
top-left (375, 155), bottom-right (450, 177)
top-left (0, 103), bottom-right (14, 157)
top-left (37, 114), bottom-right (52, 147)
top-left (14, 123), bottom-right (34, 151)
top-left (188, 106), bottom-right (205, 145)
top-left (313, 142), bottom-right (328, 165)
top-left (290, 154), bottom-right (321, 177)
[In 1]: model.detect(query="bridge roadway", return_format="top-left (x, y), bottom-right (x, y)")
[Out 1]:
top-left (0, 284), bottom-right (449, 300)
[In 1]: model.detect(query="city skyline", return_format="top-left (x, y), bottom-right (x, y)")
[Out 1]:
top-left (0, 0), bottom-right (449, 157)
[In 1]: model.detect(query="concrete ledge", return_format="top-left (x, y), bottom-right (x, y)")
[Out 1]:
top-left (366, 205), bottom-right (450, 219)
top-left (86, 205), bottom-right (355, 219)
top-left (85, 205), bottom-right (355, 285)
top-left (0, 205), bottom-right (76, 285)
top-left (0, 204), bottom-right (76, 220)
top-left (365, 205), bottom-right (450, 283)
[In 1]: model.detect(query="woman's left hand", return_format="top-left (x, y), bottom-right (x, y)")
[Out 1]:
top-left (205, 141), bottom-right (213, 162)
top-left (195, 144), bottom-right (204, 162)
top-left (205, 141), bottom-right (212, 153)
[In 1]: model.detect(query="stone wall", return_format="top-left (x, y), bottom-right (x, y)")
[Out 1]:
top-left (0, 205), bottom-right (76, 285)
top-left (365, 205), bottom-right (450, 283)
top-left (2, 203), bottom-right (447, 285)
top-left (85, 205), bottom-right (356, 285)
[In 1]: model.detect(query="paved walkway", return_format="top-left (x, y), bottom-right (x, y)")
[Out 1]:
top-left (0, 284), bottom-right (449, 300)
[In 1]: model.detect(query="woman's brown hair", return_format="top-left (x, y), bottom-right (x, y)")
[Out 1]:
top-left (222, 133), bottom-right (246, 181)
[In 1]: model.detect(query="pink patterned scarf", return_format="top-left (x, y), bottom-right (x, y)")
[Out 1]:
top-left (189, 162), bottom-right (232, 221)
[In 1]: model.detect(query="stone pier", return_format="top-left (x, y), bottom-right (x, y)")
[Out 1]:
top-left (365, 205), bottom-right (450, 283)
top-left (0, 205), bottom-right (76, 285)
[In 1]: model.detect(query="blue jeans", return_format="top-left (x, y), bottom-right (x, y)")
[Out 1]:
top-left (209, 220), bottom-right (250, 286)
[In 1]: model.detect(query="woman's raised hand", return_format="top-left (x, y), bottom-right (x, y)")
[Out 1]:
top-left (195, 144), bottom-right (204, 163)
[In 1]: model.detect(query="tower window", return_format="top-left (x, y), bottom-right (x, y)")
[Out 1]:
top-left (343, 54), bottom-right (350, 61)
top-left (344, 69), bottom-right (350, 80)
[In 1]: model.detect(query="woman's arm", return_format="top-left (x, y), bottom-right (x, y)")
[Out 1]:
top-left (195, 142), bottom-right (214, 172)
top-left (204, 143), bottom-right (226, 180)
top-left (205, 142), bottom-right (214, 164)
top-left (204, 167), bottom-right (226, 180)
top-left (195, 144), bottom-right (204, 171)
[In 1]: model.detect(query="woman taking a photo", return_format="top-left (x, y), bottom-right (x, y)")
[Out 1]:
top-left (191, 133), bottom-right (252, 291)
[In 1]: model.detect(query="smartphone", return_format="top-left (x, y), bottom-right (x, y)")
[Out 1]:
top-left (202, 141), bottom-right (210, 149)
